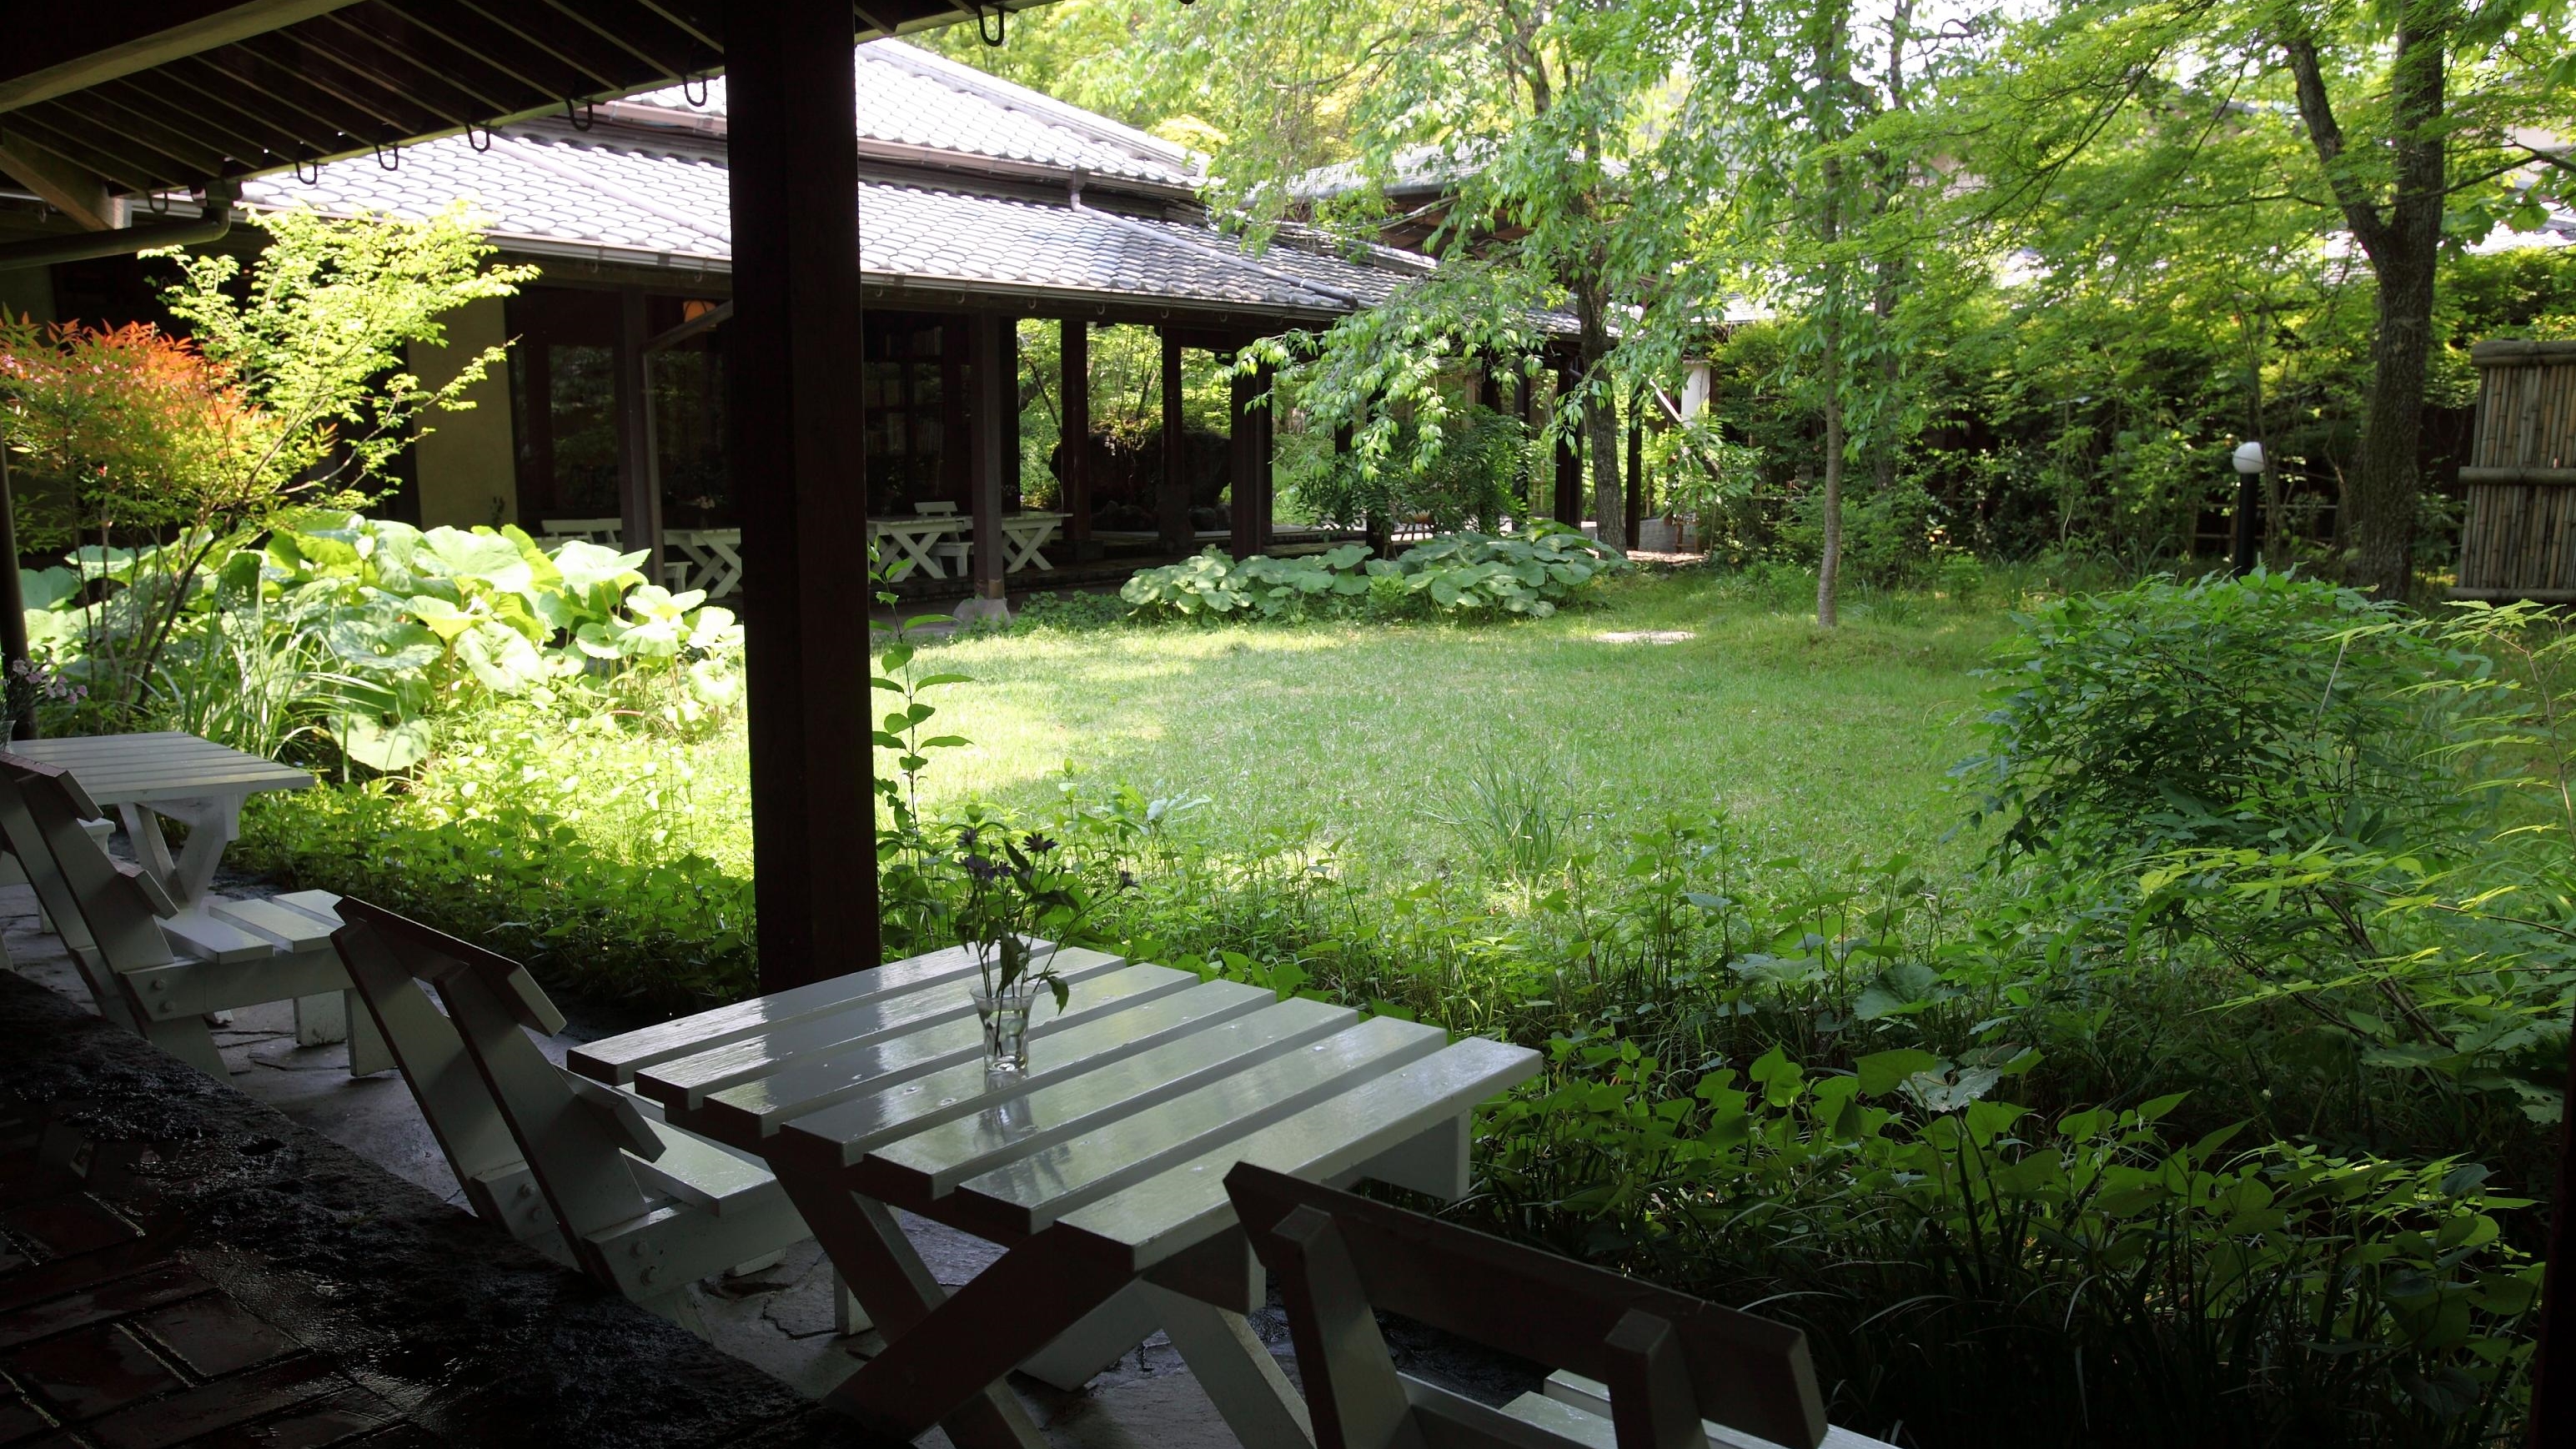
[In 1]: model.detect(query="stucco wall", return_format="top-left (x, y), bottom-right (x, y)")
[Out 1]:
top-left (408, 293), bottom-right (516, 529)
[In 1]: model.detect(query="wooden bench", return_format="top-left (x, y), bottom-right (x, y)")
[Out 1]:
top-left (0, 756), bottom-right (387, 1080)
top-left (326, 896), bottom-right (828, 1336)
top-left (1226, 1161), bottom-right (1896, 1449)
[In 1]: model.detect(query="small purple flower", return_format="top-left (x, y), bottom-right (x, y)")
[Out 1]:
top-left (1026, 833), bottom-right (1059, 855)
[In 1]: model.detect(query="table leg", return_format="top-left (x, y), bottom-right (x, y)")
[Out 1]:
top-left (774, 1176), bottom-right (1060, 1449)
top-left (134, 796), bottom-right (238, 907)
top-left (117, 803), bottom-right (181, 900)
top-left (1142, 1282), bottom-right (1315, 1449)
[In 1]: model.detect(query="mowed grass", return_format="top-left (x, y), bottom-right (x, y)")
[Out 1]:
top-left (852, 570), bottom-right (2016, 880)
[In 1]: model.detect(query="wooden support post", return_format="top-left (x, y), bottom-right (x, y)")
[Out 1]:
top-left (1256, 360), bottom-right (1275, 554)
top-left (726, 0), bottom-right (876, 990)
top-left (1061, 318), bottom-right (1093, 559)
top-left (1625, 388), bottom-right (1645, 549)
top-left (1554, 364), bottom-right (1584, 528)
top-left (615, 287), bottom-right (661, 569)
top-left (970, 313), bottom-right (1010, 602)
top-left (1228, 358), bottom-right (1259, 560)
top-left (1159, 331), bottom-right (1191, 552)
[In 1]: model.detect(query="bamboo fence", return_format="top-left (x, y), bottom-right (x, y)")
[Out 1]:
top-left (2453, 338), bottom-right (2576, 600)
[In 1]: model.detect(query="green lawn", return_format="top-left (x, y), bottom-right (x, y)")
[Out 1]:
top-left (857, 570), bottom-right (2014, 880)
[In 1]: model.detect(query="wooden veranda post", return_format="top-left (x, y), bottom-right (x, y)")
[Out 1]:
top-left (1159, 331), bottom-right (1190, 551)
top-left (1228, 356), bottom-right (1259, 559)
top-left (1554, 362), bottom-right (1584, 528)
top-left (970, 312), bottom-right (1012, 603)
top-left (614, 287), bottom-right (661, 569)
top-left (726, 0), bottom-right (877, 990)
top-left (1061, 318), bottom-right (1092, 558)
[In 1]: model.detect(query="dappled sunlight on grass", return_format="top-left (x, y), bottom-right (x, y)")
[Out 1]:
top-left (644, 571), bottom-right (2013, 882)
top-left (864, 571), bottom-right (2015, 879)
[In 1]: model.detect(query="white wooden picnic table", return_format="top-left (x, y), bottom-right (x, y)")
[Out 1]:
top-left (871, 514), bottom-right (970, 581)
top-left (998, 511), bottom-right (1067, 573)
top-left (568, 943), bottom-right (1539, 1449)
top-left (4, 732), bottom-right (314, 909)
top-left (666, 527), bottom-right (744, 597)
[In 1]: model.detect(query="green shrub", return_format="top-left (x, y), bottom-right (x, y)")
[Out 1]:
top-left (1956, 569), bottom-right (2478, 865)
top-left (28, 512), bottom-right (744, 770)
top-left (1118, 524), bottom-right (1626, 623)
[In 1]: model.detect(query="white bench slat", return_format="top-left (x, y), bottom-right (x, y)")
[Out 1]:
top-left (1057, 1035), bottom-right (1543, 1270)
top-left (272, 889), bottom-right (346, 924)
top-left (630, 1118), bottom-right (786, 1217)
top-left (943, 1016), bottom-right (1448, 1235)
top-left (210, 895), bottom-right (339, 952)
top-left (1540, 1372), bottom-right (1897, 1449)
top-left (157, 905), bottom-right (277, 965)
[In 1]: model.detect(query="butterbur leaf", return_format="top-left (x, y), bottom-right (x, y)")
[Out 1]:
top-left (1855, 1048), bottom-right (1943, 1096)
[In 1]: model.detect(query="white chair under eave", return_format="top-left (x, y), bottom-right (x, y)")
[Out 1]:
top-left (326, 895), bottom-right (824, 1336)
top-left (0, 754), bottom-right (387, 1080)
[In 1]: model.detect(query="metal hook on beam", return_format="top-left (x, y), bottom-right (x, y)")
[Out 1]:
top-left (974, 3), bottom-right (1007, 45)
top-left (465, 120), bottom-right (492, 153)
top-left (374, 138), bottom-right (400, 171)
top-left (566, 96), bottom-right (595, 132)
top-left (293, 156), bottom-right (319, 185)
top-left (683, 73), bottom-right (710, 108)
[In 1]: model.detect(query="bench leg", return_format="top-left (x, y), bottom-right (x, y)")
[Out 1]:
top-left (344, 995), bottom-right (392, 1076)
top-left (1022, 1280), bottom-right (1160, 1390)
top-left (1144, 1283), bottom-right (1315, 1449)
top-left (777, 1177), bottom-right (1052, 1449)
top-left (294, 991), bottom-right (349, 1046)
top-left (141, 1012), bottom-right (230, 1079)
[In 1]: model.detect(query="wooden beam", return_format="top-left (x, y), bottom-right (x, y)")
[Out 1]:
top-left (0, 129), bottom-right (115, 230)
top-left (969, 312), bottom-right (1009, 601)
top-left (615, 287), bottom-right (660, 568)
top-left (727, 0), bottom-right (877, 990)
top-left (1158, 331), bottom-right (1190, 553)
top-left (1060, 318), bottom-right (1092, 559)
top-left (0, 3), bottom-right (362, 114)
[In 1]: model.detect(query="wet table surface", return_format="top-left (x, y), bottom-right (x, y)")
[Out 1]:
top-left (569, 942), bottom-right (1539, 1449)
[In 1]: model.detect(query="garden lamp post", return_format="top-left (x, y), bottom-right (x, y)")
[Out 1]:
top-left (2229, 440), bottom-right (2265, 575)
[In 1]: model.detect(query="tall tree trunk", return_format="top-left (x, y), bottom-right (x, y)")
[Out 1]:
top-left (1576, 283), bottom-right (1625, 554)
top-left (2282, 2), bottom-right (2452, 599)
top-left (1871, 263), bottom-right (1900, 496)
top-left (1819, 304), bottom-right (1845, 629)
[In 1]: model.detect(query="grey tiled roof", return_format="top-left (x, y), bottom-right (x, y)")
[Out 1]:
top-left (239, 133), bottom-right (1389, 319)
top-left (617, 40), bottom-right (1198, 189)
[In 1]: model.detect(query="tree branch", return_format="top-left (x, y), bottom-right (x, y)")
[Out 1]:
top-left (2277, 28), bottom-right (2393, 263)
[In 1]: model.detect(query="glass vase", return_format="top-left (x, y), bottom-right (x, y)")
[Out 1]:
top-left (971, 980), bottom-right (1039, 1074)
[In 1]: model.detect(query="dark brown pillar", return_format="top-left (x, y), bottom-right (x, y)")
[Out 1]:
top-left (1554, 364), bottom-right (1583, 527)
top-left (1228, 359), bottom-right (1259, 560)
top-left (1158, 331), bottom-right (1190, 552)
top-left (1257, 360), bottom-right (1278, 553)
top-left (1061, 318), bottom-right (1092, 558)
top-left (615, 287), bottom-right (661, 567)
top-left (727, 0), bottom-right (876, 989)
top-left (970, 313), bottom-right (1009, 599)
top-left (1625, 389), bottom-right (1645, 547)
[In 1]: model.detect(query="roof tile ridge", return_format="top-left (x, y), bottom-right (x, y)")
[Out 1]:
top-left (491, 131), bottom-right (733, 249)
top-left (860, 39), bottom-right (1198, 175)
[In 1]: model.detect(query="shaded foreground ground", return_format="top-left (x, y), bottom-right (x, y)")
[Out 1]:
top-left (0, 871), bottom-right (1538, 1449)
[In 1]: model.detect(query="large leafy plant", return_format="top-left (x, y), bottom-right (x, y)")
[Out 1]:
top-left (1120, 525), bottom-right (1626, 622)
top-left (0, 204), bottom-right (533, 716)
